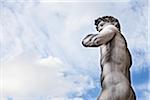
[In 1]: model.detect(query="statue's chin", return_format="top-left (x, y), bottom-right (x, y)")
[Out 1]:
top-left (97, 29), bottom-right (102, 32)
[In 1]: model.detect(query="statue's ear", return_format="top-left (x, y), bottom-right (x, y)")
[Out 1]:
top-left (113, 21), bottom-right (120, 31)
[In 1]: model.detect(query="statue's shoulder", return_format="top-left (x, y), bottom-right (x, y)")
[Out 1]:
top-left (104, 25), bottom-right (119, 33)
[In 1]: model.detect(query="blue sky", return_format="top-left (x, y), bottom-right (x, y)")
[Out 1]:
top-left (0, 0), bottom-right (149, 100)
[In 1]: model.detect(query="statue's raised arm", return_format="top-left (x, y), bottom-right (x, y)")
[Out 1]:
top-left (82, 25), bottom-right (117, 47)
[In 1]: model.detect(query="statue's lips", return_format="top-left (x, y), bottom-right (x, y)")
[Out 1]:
top-left (99, 29), bottom-right (102, 32)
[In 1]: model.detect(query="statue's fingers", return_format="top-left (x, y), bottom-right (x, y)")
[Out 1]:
top-left (82, 34), bottom-right (99, 47)
top-left (82, 39), bottom-right (90, 47)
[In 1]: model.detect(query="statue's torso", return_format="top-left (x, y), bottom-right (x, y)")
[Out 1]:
top-left (100, 32), bottom-right (132, 87)
top-left (98, 32), bottom-right (136, 100)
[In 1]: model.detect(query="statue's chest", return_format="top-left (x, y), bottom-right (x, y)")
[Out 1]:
top-left (100, 43), bottom-right (111, 56)
top-left (100, 43), bottom-right (111, 64)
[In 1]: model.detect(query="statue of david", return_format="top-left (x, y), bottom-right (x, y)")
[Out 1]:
top-left (82, 16), bottom-right (136, 100)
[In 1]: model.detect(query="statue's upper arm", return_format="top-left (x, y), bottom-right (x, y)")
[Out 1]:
top-left (94, 25), bottom-right (117, 45)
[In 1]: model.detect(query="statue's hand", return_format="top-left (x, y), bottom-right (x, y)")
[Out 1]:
top-left (82, 34), bottom-right (99, 47)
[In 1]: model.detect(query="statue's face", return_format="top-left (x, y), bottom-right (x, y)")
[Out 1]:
top-left (96, 21), bottom-right (111, 32)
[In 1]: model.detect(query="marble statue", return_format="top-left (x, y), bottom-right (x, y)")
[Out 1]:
top-left (82, 16), bottom-right (136, 100)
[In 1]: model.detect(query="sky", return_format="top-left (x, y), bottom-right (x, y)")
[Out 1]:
top-left (0, 0), bottom-right (150, 100)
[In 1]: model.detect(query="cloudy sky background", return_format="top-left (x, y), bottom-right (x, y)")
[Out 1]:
top-left (0, 0), bottom-right (150, 100)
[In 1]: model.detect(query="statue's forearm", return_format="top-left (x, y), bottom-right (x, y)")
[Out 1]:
top-left (82, 34), bottom-right (100, 47)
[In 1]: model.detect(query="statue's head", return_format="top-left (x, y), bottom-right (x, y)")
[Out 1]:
top-left (95, 16), bottom-right (121, 32)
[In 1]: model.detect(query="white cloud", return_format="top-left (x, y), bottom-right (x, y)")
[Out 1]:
top-left (134, 82), bottom-right (150, 100)
top-left (1, 52), bottom-right (94, 99)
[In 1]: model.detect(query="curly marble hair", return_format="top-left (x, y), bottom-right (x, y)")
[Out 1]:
top-left (95, 16), bottom-right (121, 32)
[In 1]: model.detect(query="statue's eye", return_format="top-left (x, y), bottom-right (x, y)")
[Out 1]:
top-left (100, 23), bottom-right (104, 26)
top-left (100, 24), bottom-right (103, 26)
